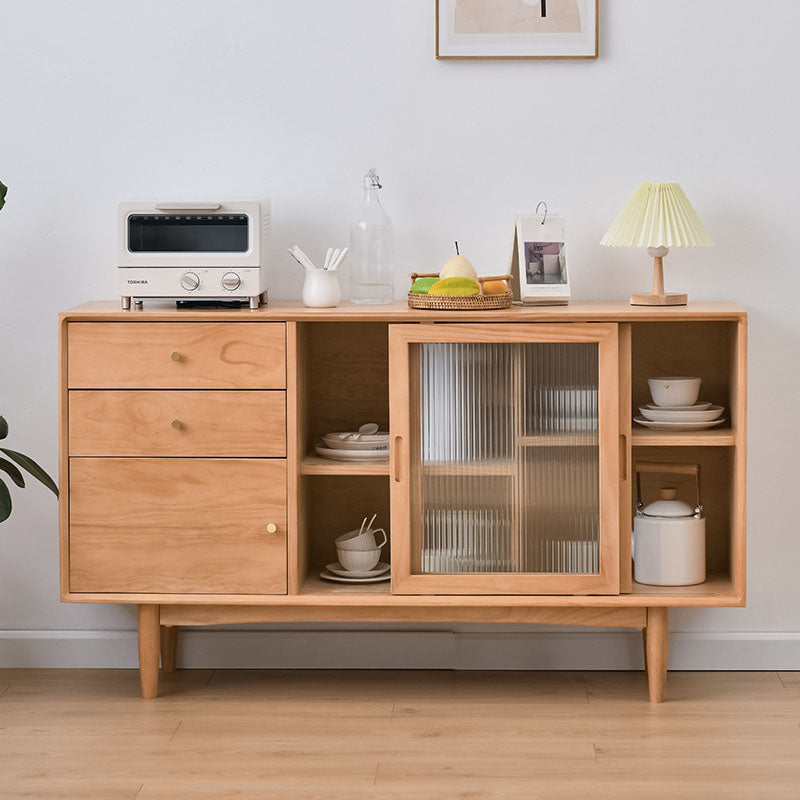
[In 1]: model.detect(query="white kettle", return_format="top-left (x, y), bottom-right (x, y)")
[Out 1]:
top-left (632, 462), bottom-right (706, 586)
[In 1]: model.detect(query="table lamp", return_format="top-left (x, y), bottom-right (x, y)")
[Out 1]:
top-left (601, 182), bottom-right (714, 306)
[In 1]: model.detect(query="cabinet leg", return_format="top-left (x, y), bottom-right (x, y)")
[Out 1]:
top-left (160, 625), bottom-right (178, 674)
top-left (645, 607), bottom-right (669, 703)
top-left (138, 605), bottom-right (160, 699)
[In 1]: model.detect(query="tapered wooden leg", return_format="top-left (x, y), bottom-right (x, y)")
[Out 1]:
top-left (645, 607), bottom-right (669, 703)
top-left (138, 605), bottom-right (160, 699)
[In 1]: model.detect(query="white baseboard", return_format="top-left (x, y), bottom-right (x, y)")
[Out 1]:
top-left (1, 629), bottom-right (799, 670)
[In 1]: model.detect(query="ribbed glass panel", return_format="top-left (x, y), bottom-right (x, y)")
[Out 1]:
top-left (416, 341), bottom-right (599, 575)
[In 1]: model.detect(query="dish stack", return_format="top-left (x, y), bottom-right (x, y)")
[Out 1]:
top-left (315, 423), bottom-right (389, 463)
top-left (634, 377), bottom-right (726, 431)
top-left (320, 514), bottom-right (391, 584)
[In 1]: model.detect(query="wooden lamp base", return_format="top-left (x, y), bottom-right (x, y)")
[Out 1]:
top-left (630, 292), bottom-right (688, 306)
top-left (630, 247), bottom-right (687, 306)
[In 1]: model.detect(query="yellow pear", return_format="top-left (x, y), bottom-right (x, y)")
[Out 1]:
top-left (439, 255), bottom-right (478, 282)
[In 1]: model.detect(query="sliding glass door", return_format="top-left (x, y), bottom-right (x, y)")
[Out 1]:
top-left (389, 324), bottom-right (619, 594)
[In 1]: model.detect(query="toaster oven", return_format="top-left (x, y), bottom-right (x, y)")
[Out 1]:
top-left (117, 200), bottom-right (271, 309)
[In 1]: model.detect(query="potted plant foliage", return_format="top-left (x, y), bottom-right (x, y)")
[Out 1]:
top-left (0, 183), bottom-right (59, 520)
top-left (0, 417), bottom-right (58, 523)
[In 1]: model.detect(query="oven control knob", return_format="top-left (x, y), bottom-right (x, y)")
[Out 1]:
top-left (222, 272), bottom-right (241, 291)
top-left (180, 272), bottom-right (200, 291)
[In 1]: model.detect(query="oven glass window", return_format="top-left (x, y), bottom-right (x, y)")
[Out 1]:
top-left (128, 215), bottom-right (249, 252)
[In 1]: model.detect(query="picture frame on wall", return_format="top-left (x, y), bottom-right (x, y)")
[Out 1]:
top-left (436, 0), bottom-right (598, 60)
top-left (509, 214), bottom-right (571, 305)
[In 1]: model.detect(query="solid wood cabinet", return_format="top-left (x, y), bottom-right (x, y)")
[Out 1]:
top-left (59, 301), bottom-right (747, 704)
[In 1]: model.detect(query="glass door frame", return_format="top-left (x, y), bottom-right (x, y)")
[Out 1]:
top-left (389, 323), bottom-right (620, 595)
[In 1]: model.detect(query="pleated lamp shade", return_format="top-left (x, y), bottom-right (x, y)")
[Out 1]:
top-left (601, 182), bottom-right (714, 249)
top-left (601, 182), bottom-right (714, 306)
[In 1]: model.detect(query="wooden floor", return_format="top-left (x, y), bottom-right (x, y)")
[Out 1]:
top-left (1, 669), bottom-right (799, 799)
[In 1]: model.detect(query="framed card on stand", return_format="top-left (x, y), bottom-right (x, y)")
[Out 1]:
top-left (509, 214), bottom-right (571, 305)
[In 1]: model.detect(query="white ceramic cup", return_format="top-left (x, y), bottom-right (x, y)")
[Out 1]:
top-left (302, 270), bottom-right (341, 308)
top-left (335, 527), bottom-right (388, 551)
top-left (648, 377), bottom-right (702, 407)
top-left (336, 547), bottom-right (381, 572)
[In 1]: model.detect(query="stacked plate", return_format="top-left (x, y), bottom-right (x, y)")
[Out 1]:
top-left (634, 402), bottom-right (725, 431)
top-left (315, 427), bottom-right (390, 462)
top-left (319, 562), bottom-right (391, 583)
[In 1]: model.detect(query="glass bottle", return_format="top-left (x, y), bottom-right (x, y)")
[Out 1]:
top-left (350, 168), bottom-right (394, 304)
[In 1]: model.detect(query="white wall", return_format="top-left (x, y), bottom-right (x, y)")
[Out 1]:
top-left (1, 0), bottom-right (798, 669)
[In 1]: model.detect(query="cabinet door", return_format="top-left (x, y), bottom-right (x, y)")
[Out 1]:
top-left (389, 324), bottom-right (619, 595)
top-left (69, 458), bottom-right (286, 594)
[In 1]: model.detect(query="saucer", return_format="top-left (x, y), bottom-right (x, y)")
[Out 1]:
top-left (645, 401), bottom-right (712, 411)
top-left (319, 569), bottom-right (391, 584)
top-left (639, 405), bottom-right (724, 423)
top-left (325, 561), bottom-right (390, 579)
top-left (633, 417), bottom-right (725, 431)
top-left (315, 444), bottom-right (390, 462)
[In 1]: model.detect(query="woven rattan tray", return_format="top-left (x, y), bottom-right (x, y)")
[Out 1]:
top-left (407, 273), bottom-right (513, 311)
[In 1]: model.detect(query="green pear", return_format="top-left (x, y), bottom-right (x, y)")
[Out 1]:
top-left (439, 255), bottom-right (478, 281)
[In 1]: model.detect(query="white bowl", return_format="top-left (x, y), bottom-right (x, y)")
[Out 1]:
top-left (647, 377), bottom-right (702, 407)
top-left (336, 547), bottom-right (381, 572)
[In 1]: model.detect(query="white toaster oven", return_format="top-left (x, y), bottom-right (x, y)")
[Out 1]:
top-left (117, 200), bottom-right (271, 309)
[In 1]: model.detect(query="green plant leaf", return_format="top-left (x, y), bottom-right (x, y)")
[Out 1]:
top-left (0, 181), bottom-right (6, 212)
top-left (0, 478), bottom-right (11, 522)
top-left (0, 416), bottom-right (7, 439)
top-left (0, 448), bottom-right (58, 498)
top-left (0, 457), bottom-right (25, 488)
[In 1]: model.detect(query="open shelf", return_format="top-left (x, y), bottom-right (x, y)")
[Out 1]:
top-left (300, 454), bottom-right (390, 476)
top-left (631, 427), bottom-right (736, 447)
top-left (301, 572), bottom-right (392, 596)
top-left (297, 571), bottom-right (735, 605)
top-left (629, 572), bottom-right (737, 603)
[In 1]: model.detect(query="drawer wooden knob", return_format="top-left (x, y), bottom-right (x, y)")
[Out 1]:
top-left (266, 523), bottom-right (278, 534)
top-left (171, 420), bottom-right (183, 430)
top-left (170, 351), bottom-right (182, 362)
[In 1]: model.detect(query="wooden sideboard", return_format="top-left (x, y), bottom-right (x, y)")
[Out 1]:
top-left (59, 301), bottom-right (747, 702)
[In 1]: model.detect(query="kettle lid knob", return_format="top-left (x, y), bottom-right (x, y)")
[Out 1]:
top-left (659, 487), bottom-right (678, 501)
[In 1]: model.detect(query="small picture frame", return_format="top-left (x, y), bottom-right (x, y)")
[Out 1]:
top-left (509, 214), bottom-right (571, 305)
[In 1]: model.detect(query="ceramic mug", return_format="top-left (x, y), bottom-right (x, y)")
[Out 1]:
top-left (337, 547), bottom-right (381, 572)
top-left (335, 527), bottom-right (388, 551)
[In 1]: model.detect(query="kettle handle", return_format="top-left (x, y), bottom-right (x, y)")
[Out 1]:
top-left (634, 462), bottom-right (702, 514)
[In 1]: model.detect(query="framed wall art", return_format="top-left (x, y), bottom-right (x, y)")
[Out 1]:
top-left (436, 0), bottom-right (598, 60)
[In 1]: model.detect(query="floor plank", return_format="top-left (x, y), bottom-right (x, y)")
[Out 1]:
top-left (0, 669), bottom-right (798, 800)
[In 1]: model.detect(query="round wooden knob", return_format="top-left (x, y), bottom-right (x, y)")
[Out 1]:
top-left (659, 487), bottom-right (678, 501)
top-left (170, 351), bottom-right (182, 362)
top-left (266, 523), bottom-right (278, 534)
top-left (171, 420), bottom-right (183, 430)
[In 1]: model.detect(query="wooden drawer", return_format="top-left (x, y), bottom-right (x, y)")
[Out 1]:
top-left (69, 391), bottom-right (286, 457)
top-left (69, 458), bottom-right (287, 594)
top-left (68, 323), bottom-right (286, 389)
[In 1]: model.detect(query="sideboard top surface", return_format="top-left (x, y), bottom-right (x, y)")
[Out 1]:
top-left (61, 300), bottom-right (747, 323)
